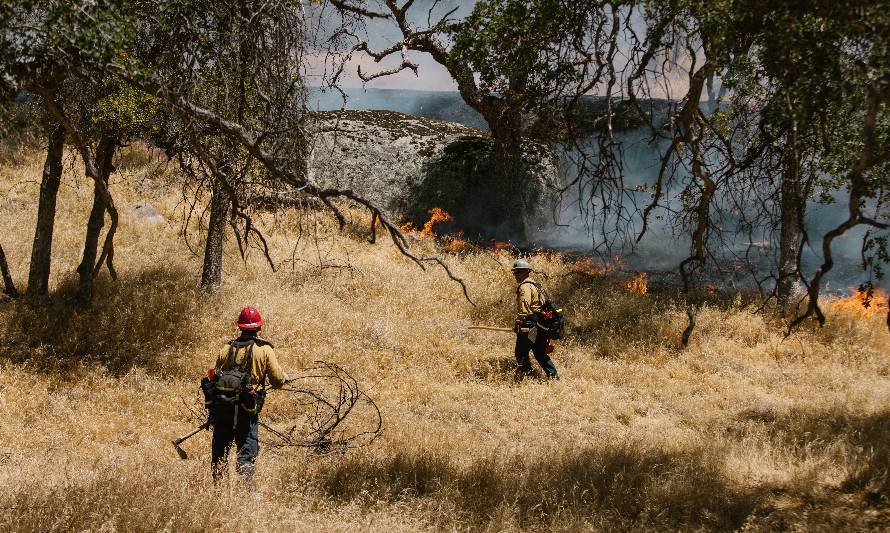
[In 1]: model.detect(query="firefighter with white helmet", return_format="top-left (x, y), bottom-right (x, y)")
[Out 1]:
top-left (512, 259), bottom-right (559, 379)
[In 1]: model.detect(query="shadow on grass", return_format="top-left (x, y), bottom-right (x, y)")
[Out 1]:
top-left (0, 266), bottom-right (207, 376)
top-left (0, 468), bottom-right (227, 532)
top-left (469, 356), bottom-right (519, 383)
top-left (736, 406), bottom-right (890, 500)
top-left (315, 442), bottom-right (762, 530)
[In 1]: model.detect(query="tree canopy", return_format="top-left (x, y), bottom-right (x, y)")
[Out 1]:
top-left (0, 0), bottom-right (886, 332)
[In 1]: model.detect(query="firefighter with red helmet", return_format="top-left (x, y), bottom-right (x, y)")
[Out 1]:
top-left (205, 306), bottom-right (287, 485)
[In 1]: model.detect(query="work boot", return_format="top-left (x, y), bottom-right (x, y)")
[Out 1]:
top-left (236, 461), bottom-right (256, 492)
top-left (211, 459), bottom-right (227, 484)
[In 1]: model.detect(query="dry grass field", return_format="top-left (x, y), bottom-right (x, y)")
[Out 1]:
top-left (0, 145), bottom-right (889, 531)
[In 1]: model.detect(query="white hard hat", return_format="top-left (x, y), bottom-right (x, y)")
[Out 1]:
top-left (512, 259), bottom-right (531, 271)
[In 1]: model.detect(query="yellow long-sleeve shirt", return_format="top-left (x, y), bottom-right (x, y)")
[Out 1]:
top-left (215, 338), bottom-right (286, 388)
top-left (516, 279), bottom-right (545, 323)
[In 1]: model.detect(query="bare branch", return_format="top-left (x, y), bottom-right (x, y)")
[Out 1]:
top-left (788, 87), bottom-right (890, 333)
top-left (114, 73), bottom-right (475, 304)
top-left (357, 45), bottom-right (418, 82)
top-left (264, 361), bottom-right (383, 452)
top-left (329, 0), bottom-right (391, 19)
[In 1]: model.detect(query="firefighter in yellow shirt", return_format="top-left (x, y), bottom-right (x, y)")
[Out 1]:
top-left (512, 259), bottom-right (559, 380)
top-left (208, 306), bottom-right (287, 484)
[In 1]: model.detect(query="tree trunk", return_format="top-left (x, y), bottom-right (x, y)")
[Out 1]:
top-left (0, 244), bottom-right (18, 298)
top-left (488, 117), bottom-right (526, 243)
top-left (200, 179), bottom-right (229, 291)
top-left (27, 123), bottom-right (65, 297)
top-left (777, 150), bottom-right (804, 308)
top-left (76, 135), bottom-right (117, 305)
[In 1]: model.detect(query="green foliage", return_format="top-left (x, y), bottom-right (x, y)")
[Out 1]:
top-left (93, 82), bottom-right (168, 143)
top-left (450, 0), bottom-right (590, 109)
top-left (1, 1), bottom-right (137, 82)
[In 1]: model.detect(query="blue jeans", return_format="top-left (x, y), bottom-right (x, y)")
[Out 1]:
top-left (211, 407), bottom-right (259, 485)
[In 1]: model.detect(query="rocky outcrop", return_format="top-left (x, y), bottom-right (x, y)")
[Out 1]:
top-left (130, 202), bottom-right (165, 225)
top-left (310, 110), bottom-right (559, 244)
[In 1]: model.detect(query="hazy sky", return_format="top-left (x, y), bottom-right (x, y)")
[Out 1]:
top-left (307, 0), bottom-right (699, 99)
top-left (306, 0), bottom-right (470, 91)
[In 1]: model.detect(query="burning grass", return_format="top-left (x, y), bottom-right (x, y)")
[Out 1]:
top-left (400, 207), bottom-right (454, 238)
top-left (828, 286), bottom-right (890, 319)
top-left (0, 146), bottom-right (889, 531)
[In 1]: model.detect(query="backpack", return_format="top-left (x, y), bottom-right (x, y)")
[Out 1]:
top-left (202, 340), bottom-right (260, 426)
top-left (521, 280), bottom-right (565, 340)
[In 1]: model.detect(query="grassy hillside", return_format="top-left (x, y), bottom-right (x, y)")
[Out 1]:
top-left (0, 145), bottom-right (888, 531)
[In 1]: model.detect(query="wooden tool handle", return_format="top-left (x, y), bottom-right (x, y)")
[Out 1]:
top-left (173, 422), bottom-right (209, 445)
top-left (468, 325), bottom-right (515, 332)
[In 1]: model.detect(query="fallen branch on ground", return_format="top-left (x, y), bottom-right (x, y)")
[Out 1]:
top-left (178, 361), bottom-right (382, 457)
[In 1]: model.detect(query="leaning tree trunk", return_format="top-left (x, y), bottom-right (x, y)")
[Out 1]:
top-left (27, 123), bottom-right (65, 297)
top-left (200, 178), bottom-right (229, 291)
top-left (777, 149), bottom-right (804, 308)
top-left (0, 244), bottom-right (18, 298)
top-left (76, 135), bottom-right (117, 305)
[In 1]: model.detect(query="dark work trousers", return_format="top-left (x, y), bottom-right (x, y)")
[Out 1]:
top-left (211, 407), bottom-right (259, 486)
top-left (515, 330), bottom-right (558, 378)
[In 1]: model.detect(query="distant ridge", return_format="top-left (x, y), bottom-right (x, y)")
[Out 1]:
top-left (308, 87), bottom-right (674, 134)
top-left (309, 87), bottom-right (489, 130)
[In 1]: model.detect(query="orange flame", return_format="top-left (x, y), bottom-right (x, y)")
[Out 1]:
top-left (489, 239), bottom-right (517, 255)
top-left (624, 272), bottom-right (648, 295)
top-left (569, 256), bottom-right (627, 277)
top-left (830, 287), bottom-right (889, 319)
top-left (446, 239), bottom-right (469, 253)
top-left (421, 207), bottom-right (453, 237)
top-left (571, 257), bottom-right (609, 276)
top-left (401, 208), bottom-right (454, 238)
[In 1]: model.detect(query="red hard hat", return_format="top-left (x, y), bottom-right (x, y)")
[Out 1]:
top-left (234, 306), bottom-right (264, 330)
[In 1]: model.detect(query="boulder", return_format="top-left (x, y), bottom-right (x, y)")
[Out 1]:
top-left (130, 202), bottom-right (164, 225)
top-left (310, 110), bottom-right (559, 244)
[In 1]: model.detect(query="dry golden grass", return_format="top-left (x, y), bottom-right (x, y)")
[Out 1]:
top-left (0, 146), bottom-right (889, 531)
